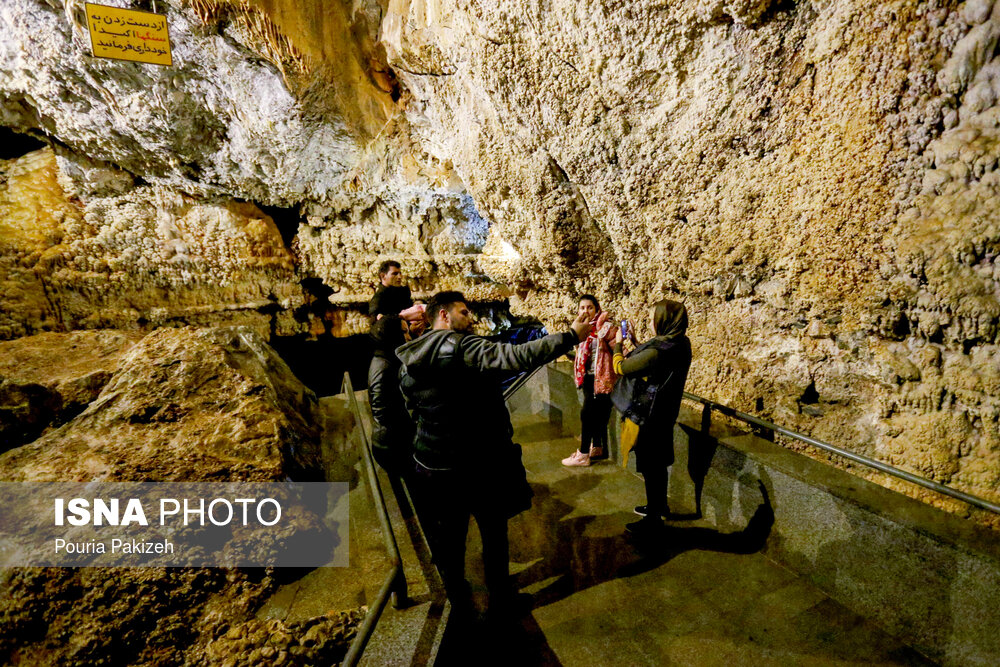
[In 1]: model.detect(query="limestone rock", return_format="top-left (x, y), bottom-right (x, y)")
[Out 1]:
top-left (199, 611), bottom-right (364, 667)
top-left (0, 326), bottom-right (343, 665)
top-left (0, 326), bottom-right (321, 481)
top-left (0, 148), bottom-right (305, 340)
top-left (3, 0), bottom-right (1000, 517)
top-left (0, 329), bottom-right (142, 452)
top-left (381, 0), bottom-right (1000, 514)
top-left (0, 0), bottom-right (507, 320)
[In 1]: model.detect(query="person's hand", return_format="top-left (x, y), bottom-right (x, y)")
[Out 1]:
top-left (570, 311), bottom-right (593, 341)
top-left (596, 311), bottom-right (609, 330)
top-left (614, 326), bottom-right (623, 345)
top-left (628, 319), bottom-right (637, 343)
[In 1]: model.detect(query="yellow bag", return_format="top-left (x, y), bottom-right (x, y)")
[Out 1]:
top-left (620, 418), bottom-right (640, 467)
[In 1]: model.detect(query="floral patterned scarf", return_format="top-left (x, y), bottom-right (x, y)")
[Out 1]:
top-left (574, 318), bottom-right (617, 394)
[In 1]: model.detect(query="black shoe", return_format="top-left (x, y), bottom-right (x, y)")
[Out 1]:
top-left (633, 505), bottom-right (669, 518)
top-left (625, 517), bottom-right (665, 537)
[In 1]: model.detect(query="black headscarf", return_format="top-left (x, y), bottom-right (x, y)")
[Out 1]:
top-left (652, 299), bottom-right (688, 340)
top-left (370, 315), bottom-right (407, 358)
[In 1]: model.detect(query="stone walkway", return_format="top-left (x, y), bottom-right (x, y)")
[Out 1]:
top-left (258, 386), bottom-right (935, 665)
top-left (445, 410), bottom-right (935, 666)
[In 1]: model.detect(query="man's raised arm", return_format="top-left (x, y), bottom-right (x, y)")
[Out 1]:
top-left (459, 313), bottom-right (593, 372)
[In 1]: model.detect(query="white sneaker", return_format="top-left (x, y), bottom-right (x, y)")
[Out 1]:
top-left (561, 450), bottom-right (590, 467)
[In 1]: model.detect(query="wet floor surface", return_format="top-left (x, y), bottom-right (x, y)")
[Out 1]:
top-left (446, 411), bottom-right (935, 666)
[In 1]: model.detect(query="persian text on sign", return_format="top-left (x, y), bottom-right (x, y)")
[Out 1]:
top-left (85, 2), bottom-right (172, 66)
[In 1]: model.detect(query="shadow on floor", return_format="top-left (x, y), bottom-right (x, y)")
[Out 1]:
top-left (435, 611), bottom-right (565, 666)
top-left (516, 480), bottom-right (774, 610)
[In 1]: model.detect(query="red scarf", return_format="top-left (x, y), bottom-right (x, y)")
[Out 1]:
top-left (574, 320), bottom-right (599, 388)
top-left (573, 319), bottom-right (616, 393)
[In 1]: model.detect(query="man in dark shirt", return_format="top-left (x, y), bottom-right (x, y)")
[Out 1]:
top-left (368, 260), bottom-right (413, 318)
top-left (397, 291), bottom-right (591, 619)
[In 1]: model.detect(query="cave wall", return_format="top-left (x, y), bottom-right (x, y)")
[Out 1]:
top-left (1, 0), bottom-right (998, 512)
top-left (0, 146), bottom-right (304, 338)
top-left (382, 0), bottom-right (1000, 515)
top-left (0, 0), bottom-right (499, 339)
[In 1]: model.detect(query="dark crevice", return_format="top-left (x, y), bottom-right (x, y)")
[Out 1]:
top-left (392, 64), bottom-right (457, 77)
top-left (799, 381), bottom-right (820, 405)
top-left (258, 297), bottom-right (284, 339)
top-left (256, 202), bottom-right (303, 250)
top-left (758, 0), bottom-right (799, 25)
top-left (294, 277), bottom-right (337, 337)
top-left (0, 127), bottom-right (47, 160)
top-left (271, 334), bottom-right (374, 397)
top-left (893, 315), bottom-right (911, 339)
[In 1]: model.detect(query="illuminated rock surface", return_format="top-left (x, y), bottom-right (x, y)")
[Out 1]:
top-left (0, 329), bottom-right (142, 452)
top-left (0, 326), bottom-right (321, 481)
top-left (1, 1), bottom-right (998, 511)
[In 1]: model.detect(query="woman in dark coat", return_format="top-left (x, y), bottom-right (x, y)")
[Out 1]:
top-left (368, 315), bottom-right (414, 474)
top-left (612, 299), bottom-right (692, 537)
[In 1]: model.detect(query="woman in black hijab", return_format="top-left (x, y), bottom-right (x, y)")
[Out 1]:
top-left (611, 299), bottom-right (692, 538)
top-left (368, 315), bottom-right (414, 473)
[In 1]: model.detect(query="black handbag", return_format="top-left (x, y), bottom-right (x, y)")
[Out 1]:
top-left (611, 375), bottom-right (660, 427)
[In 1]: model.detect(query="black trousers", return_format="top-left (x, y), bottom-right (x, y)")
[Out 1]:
top-left (414, 462), bottom-right (512, 610)
top-left (641, 463), bottom-right (669, 517)
top-left (635, 429), bottom-right (674, 517)
top-left (579, 374), bottom-right (612, 453)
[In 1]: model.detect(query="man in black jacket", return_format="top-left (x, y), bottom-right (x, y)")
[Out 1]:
top-left (397, 291), bottom-right (591, 618)
top-left (368, 260), bottom-right (413, 317)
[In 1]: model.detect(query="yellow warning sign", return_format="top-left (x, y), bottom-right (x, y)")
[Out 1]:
top-left (85, 3), bottom-right (172, 66)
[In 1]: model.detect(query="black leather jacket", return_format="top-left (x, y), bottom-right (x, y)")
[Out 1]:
top-left (397, 328), bottom-right (578, 470)
top-left (367, 352), bottom-right (414, 471)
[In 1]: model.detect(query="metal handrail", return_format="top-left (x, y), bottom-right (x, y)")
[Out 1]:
top-left (503, 363), bottom-right (547, 401)
top-left (682, 391), bottom-right (1000, 515)
top-left (341, 372), bottom-right (406, 667)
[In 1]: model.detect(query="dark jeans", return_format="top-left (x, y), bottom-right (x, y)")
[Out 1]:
top-left (641, 464), bottom-right (669, 517)
top-left (580, 374), bottom-right (612, 454)
top-left (413, 461), bottom-right (512, 610)
top-left (635, 434), bottom-right (672, 517)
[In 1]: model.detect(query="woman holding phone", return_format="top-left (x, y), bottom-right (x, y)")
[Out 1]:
top-left (611, 299), bottom-right (692, 537)
top-left (562, 295), bottom-right (617, 467)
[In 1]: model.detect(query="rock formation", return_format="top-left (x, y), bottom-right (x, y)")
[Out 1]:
top-left (0, 147), bottom-right (305, 338)
top-left (380, 0), bottom-right (1000, 519)
top-left (0, 329), bottom-right (143, 452)
top-left (0, 326), bottom-right (322, 481)
top-left (0, 327), bottom-right (359, 664)
top-left (1, 0), bottom-right (999, 516)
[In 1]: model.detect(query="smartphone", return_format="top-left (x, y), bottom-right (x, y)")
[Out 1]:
top-left (620, 320), bottom-right (628, 338)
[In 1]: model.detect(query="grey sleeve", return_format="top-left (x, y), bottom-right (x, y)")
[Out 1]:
top-left (618, 347), bottom-right (660, 377)
top-left (459, 331), bottom-right (580, 372)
